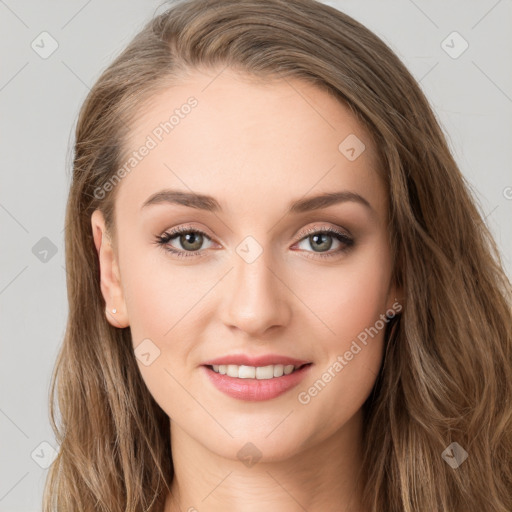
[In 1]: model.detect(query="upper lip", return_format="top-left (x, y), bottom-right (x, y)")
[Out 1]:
top-left (202, 354), bottom-right (311, 367)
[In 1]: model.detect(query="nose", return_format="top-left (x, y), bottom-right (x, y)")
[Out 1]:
top-left (220, 247), bottom-right (292, 338)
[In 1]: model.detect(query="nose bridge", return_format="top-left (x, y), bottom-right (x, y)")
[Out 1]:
top-left (221, 238), bottom-right (290, 335)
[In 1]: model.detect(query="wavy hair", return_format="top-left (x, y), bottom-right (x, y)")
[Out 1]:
top-left (43, 0), bottom-right (512, 510)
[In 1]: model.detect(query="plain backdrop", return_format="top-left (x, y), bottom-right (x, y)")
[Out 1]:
top-left (1, 1), bottom-right (511, 510)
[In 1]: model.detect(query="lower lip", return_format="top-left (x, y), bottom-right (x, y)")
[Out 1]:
top-left (202, 364), bottom-right (313, 401)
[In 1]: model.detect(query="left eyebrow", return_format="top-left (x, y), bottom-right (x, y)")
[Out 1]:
top-left (140, 189), bottom-right (374, 215)
top-left (287, 191), bottom-right (374, 215)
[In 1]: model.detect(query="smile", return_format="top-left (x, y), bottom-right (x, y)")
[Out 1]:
top-left (202, 363), bottom-right (313, 401)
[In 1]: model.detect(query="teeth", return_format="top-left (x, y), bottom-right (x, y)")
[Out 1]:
top-left (256, 365), bottom-right (273, 379)
top-left (211, 363), bottom-right (300, 379)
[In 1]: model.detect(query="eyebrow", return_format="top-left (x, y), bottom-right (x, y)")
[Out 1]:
top-left (141, 189), bottom-right (374, 215)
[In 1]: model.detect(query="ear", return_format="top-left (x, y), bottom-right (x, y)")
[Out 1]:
top-left (91, 209), bottom-right (129, 328)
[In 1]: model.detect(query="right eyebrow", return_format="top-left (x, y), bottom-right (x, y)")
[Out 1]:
top-left (141, 189), bottom-right (221, 212)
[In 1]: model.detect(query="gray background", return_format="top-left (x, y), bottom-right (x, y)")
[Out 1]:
top-left (1, 1), bottom-right (511, 510)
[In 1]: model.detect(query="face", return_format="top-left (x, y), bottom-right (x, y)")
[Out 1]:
top-left (91, 67), bottom-right (399, 461)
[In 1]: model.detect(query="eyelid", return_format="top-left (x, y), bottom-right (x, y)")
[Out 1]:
top-left (160, 223), bottom-right (218, 244)
top-left (295, 224), bottom-right (352, 240)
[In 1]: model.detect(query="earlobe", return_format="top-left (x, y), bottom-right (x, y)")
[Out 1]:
top-left (91, 209), bottom-right (129, 328)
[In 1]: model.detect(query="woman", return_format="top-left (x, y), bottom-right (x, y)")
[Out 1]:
top-left (43, 0), bottom-right (512, 510)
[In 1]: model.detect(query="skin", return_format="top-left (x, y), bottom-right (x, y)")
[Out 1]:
top-left (91, 67), bottom-right (400, 511)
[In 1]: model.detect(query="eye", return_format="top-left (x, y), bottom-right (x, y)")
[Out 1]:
top-left (292, 226), bottom-right (354, 259)
top-left (154, 225), bottom-right (215, 259)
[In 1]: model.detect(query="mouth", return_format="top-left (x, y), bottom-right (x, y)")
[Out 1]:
top-left (201, 362), bottom-right (313, 401)
top-left (205, 362), bottom-right (312, 380)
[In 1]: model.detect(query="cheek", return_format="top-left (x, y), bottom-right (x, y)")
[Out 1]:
top-left (301, 239), bottom-right (393, 347)
top-left (292, 270), bottom-right (391, 444)
top-left (118, 247), bottom-right (209, 399)
top-left (120, 255), bottom-right (202, 418)
top-left (120, 244), bottom-right (206, 344)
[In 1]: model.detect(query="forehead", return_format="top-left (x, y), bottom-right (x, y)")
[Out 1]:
top-left (115, 68), bottom-right (385, 219)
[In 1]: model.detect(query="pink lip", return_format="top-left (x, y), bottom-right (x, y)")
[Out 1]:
top-left (201, 363), bottom-right (313, 401)
top-left (202, 354), bottom-right (310, 367)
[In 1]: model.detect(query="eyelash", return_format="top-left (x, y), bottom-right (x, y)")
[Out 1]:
top-left (154, 224), bottom-right (354, 260)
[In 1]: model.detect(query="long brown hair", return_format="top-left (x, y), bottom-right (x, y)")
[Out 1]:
top-left (44, 0), bottom-right (512, 510)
